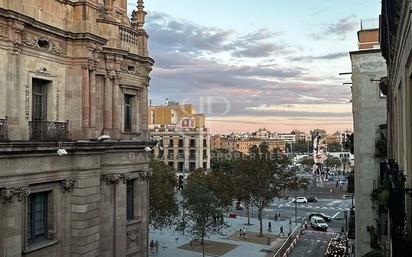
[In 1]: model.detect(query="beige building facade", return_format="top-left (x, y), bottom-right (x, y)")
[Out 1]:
top-left (0, 1), bottom-right (153, 257)
top-left (350, 25), bottom-right (387, 256)
top-left (379, 1), bottom-right (412, 256)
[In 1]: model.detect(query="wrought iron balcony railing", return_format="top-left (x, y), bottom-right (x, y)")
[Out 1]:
top-left (0, 118), bottom-right (8, 141)
top-left (379, 159), bottom-right (412, 257)
top-left (29, 120), bottom-right (69, 142)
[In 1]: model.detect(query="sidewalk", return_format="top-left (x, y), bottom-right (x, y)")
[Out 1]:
top-left (149, 216), bottom-right (298, 257)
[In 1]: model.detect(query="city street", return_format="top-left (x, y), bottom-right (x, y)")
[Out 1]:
top-left (289, 230), bottom-right (332, 257)
top-left (232, 198), bottom-right (352, 231)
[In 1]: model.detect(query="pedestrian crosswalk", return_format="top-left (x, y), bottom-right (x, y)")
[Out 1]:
top-left (268, 203), bottom-right (348, 211)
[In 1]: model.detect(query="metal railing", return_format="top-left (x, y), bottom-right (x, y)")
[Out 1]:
top-left (0, 117), bottom-right (8, 141)
top-left (272, 222), bottom-right (304, 257)
top-left (29, 120), bottom-right (69, 141)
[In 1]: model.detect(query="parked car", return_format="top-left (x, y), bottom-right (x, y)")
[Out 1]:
top-left (292, 197), bottom-right (308, 203)
top-left (235, 201), bottom-right (244, 210)
top-left (307, 196), bottom-right (318, 203)
top-left (310, 216), bottom-right (328, 231)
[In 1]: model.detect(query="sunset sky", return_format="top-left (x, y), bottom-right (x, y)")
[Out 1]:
top-left (128, 0), bottom-right (381, 134)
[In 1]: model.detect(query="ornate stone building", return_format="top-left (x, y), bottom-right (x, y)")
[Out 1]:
top-left (0, 0), bottom-right (154, 257)
top-left (379, 0), bottom-right (412, 256)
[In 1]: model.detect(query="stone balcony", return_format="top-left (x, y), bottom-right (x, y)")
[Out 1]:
top-left (119, 26), bottom-right (148, 56)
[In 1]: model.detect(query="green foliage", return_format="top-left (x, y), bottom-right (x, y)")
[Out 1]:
top-left (327, 142), bottom-right (342, 152)
top-left (237, 143), bottom-right (308, 236)
top-left (210, 149), bottom-right (240, 171)
top-left (324, 156), bottom-right (341, 168)
top-left (299, 156), bottom-right (314, 167)
top-left (149, 161), bottom-right (179, 229)
top-left (179, 170), bottom-right (227, 257)
top-left (291, 140), bottom-right (311, 153)
top-left (371, 182), bottom-right (390, 208)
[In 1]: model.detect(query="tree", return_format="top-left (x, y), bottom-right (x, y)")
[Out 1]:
top-left (179, 170), bottom-right (227, 257)
top-left (324, 156), bottom-right (341, 168)
top-left (299, 156), bottom-right (314, 168)
top-left (327, 142), bottom-right (342, 152)
top-left (341, 157), bottom-right (351, 172)
top-left (238, 143), bottom-right (307, 236)
top-left (149, 161), bottom-right (179, 229)
top-left (292, 140), bottom-right (310, 153)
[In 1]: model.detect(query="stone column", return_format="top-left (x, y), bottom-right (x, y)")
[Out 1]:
top-left (70, 174), bottom-right (101, 257)
top-left (0, 187), bottom-right (29, 257)
top-left (114, 181), bottom-right (127, 257)
top-left (81, 65), bottom-right (90, 128)
top-left (112, 74), bottom-right (120, 132)
top-left (89, 69), bottom-right (96, 128)
top-left (104, 74), bottom-right (113, 131)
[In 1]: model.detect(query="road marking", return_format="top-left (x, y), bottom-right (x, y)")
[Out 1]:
top-left (327, 200), bottom-right (341, 206)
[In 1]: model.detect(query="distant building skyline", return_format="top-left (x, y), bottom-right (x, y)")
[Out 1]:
top-left (137, 0), bottom-right (379, 134)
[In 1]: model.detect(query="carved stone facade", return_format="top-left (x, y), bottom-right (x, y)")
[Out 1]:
top-left (0, 0), bottom-right (153, 257)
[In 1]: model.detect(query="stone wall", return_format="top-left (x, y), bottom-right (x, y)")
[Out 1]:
top-left (350, 49), bottom-right (387, 257)
top-left (0, 142), bottom-right (151, 257)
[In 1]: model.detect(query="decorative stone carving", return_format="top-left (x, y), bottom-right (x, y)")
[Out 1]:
top-left (127, 229), bottom-right (139, 248)
top-left (34, 67), bottom-right (56, 77)
top-left (22, 33), bottom-right (66, 56)
top-left (120, 62), bottom-right (141, 75)
top-left (61, 178), bottom-right (76, 193)
top-left (56, 88), bottom-right (60, 120)
top-left (102, 173), bottom-right (130, 185)
top-left (0, 186), bottom-right (31, 204)
top-left (137, 170), bottom-right (152, 181)
top-left (15, 187), bottom-right (31, 201)
top-left (25, 84), bottom-right (30, 120)
top-left (0, 24), bottom-right (7, 39)
top-left (0, 188), bottom-right (15, 203)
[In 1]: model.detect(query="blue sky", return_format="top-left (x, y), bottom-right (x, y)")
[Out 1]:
top-left (128, 0), bottom-right (381, 134)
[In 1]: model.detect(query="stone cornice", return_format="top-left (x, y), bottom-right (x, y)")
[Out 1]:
top-left (0, 8), bottom-right (107, 45)
top-left (0, 140), bottom-right (157, 156)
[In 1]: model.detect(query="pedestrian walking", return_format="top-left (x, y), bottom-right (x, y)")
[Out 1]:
top-left (268, 221), bottom-right (272, 232)
top-left (279, 226), bottom-right (284, 236)
top-left (239, 228), bottom-right (243, 238)
top-left (149, 240), bottom-right (155, 255)
top-left (155, 240), bottom-right (159, 254)
top-left (242, 226), bottom-right (247, 237)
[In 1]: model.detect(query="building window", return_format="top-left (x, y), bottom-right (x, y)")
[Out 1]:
top-left (178, 139), bottom-right (184, 147)
top-left (27, 192), bottom-right (49, 245)
top-left (203, 139), bottom-right (207, 147)
top-left (203, 149), bottom-right (207, 158)
top-left (203, 162), bottom-right (207, 169)
top-left (189, 162), bottom-right (196, 171)
top-left (124, 95), bottom-right (133, 132)
top-left (190, 139), bottom-right (196, 147)
top-left (126, 180), bottom-right (134, 220)
top-left (168, 162), bottom-right (174, 168)
top-left (169, 138), bottom-right (174, 147)
top-left (32, 79), bottom-right (48, 121)
top-left (178, 162), bottom-right (184, 172)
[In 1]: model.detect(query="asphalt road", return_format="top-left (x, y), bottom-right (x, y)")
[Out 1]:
top-left (232, 198), bottom-right (352, 229)
top-left (231, 197), bottom-right (351, 257)
top-left (289, 230), bottom-right (332, 257)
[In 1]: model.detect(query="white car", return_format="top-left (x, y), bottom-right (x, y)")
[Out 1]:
top-left (310, 216), bottom-right (328, 231)
top-left (292, 197), bottom-right (308, 203)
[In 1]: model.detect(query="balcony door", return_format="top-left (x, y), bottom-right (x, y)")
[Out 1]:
top-left (32, 79), bottom-right (48, 121)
